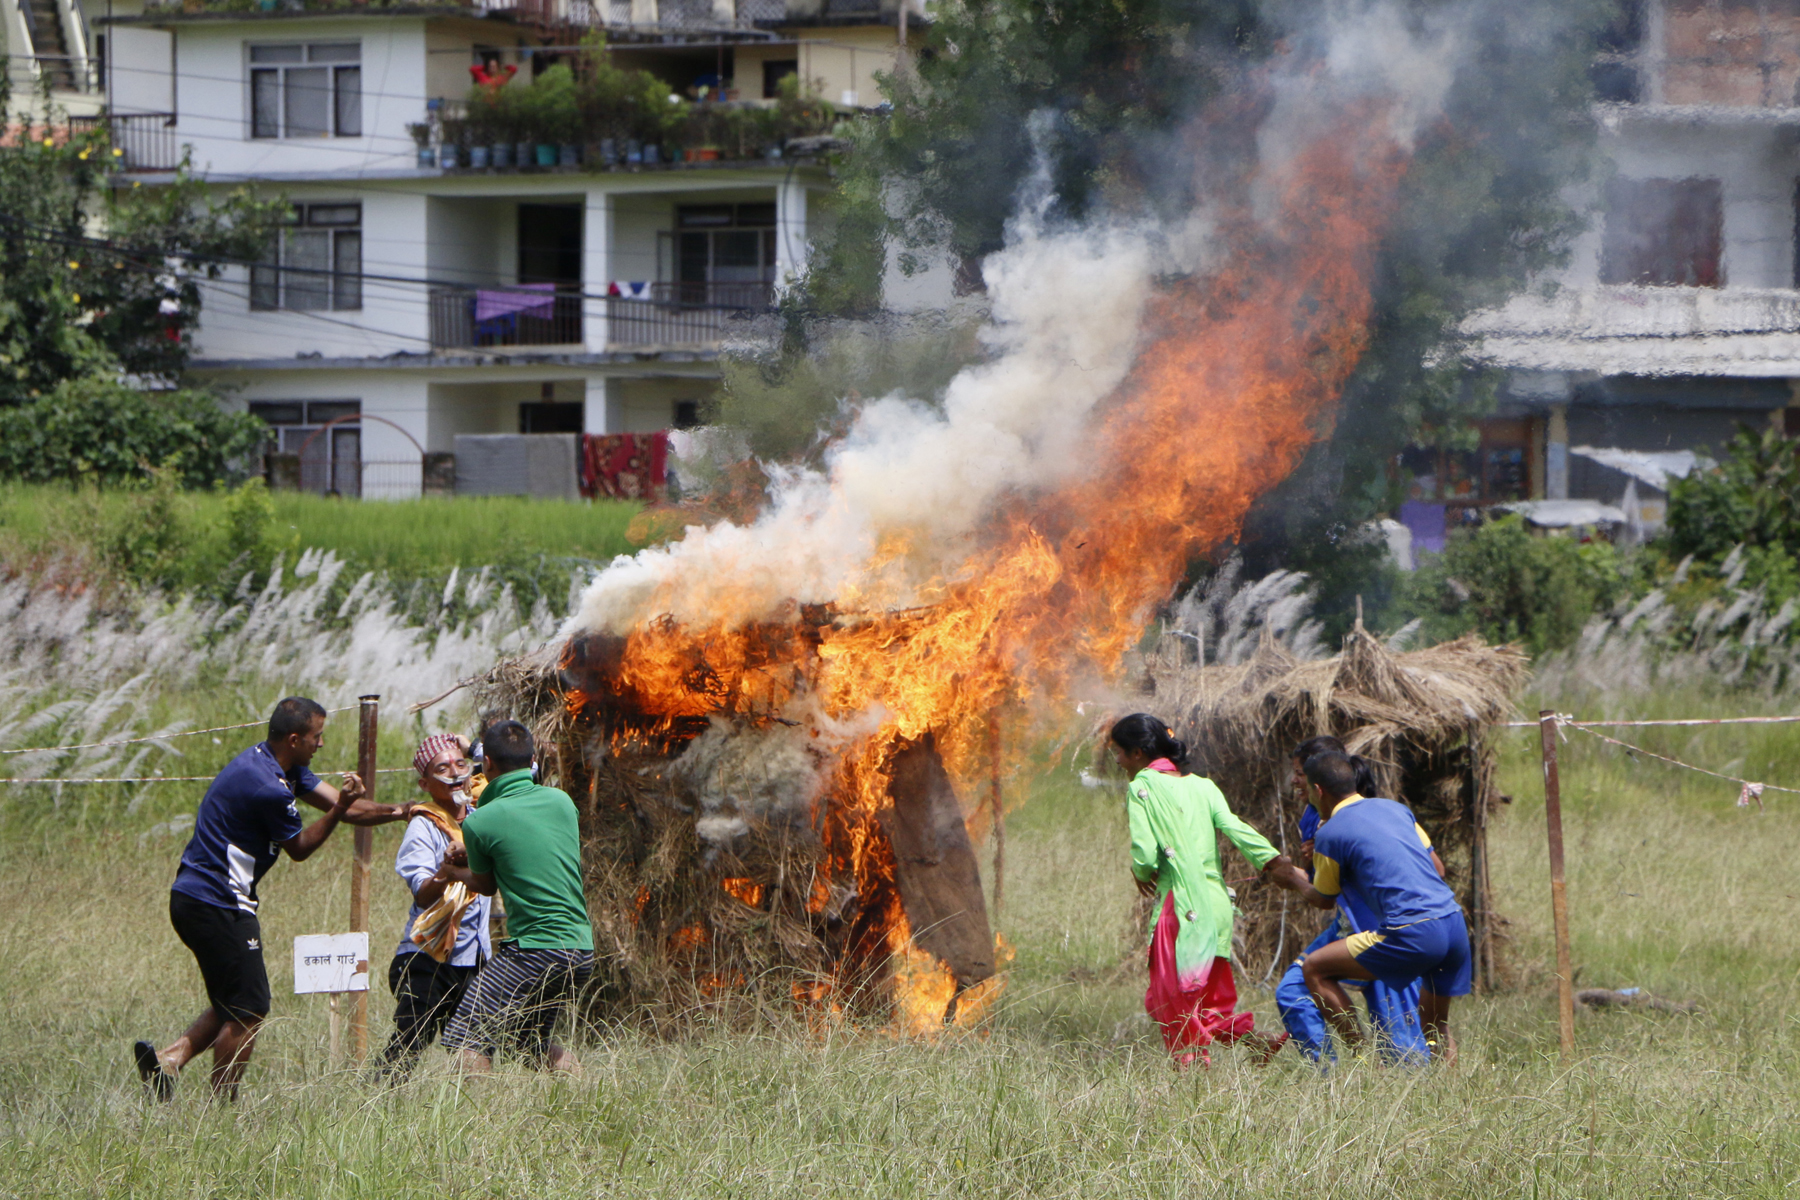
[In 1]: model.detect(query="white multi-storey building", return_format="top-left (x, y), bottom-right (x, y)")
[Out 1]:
top-left (1450, 0), bottom-right (1800, 535)
top-left (96, 0), bottom-right (918, 495)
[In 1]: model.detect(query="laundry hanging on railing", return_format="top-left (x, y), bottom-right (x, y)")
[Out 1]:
top-left (580, 432), bottom-right (668, 501)
top-left (474, 283), bottom-right (557, 323)
top-left (608, 281), bottom-right (651, 299)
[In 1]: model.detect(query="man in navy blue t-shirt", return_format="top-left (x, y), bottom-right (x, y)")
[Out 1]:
top-left (133, 696), bottom-right (415, 1101)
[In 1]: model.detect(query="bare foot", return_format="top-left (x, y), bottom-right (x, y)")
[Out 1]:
top-left (1253, 1032), bottom-right (1290, 1066)
top-left (546, 1044), bottom-right (582, 1076)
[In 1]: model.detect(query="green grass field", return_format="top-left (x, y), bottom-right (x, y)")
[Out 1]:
top-left (0, 483), bottom-right (642, 600)
top-left (0, 683), bottom-right (1796, 1198)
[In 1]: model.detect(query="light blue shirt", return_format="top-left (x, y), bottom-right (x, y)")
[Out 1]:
top-left (393, 815), bottom-right (491, 967)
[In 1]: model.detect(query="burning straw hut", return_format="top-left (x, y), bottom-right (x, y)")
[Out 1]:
top-left (473, 636), bottom-right (1004, 1035)
top-left (1144, 625), bottom-right (1529, 990)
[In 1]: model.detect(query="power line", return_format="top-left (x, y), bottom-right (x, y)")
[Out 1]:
top-left (0, 208), bottom-right (792, 310)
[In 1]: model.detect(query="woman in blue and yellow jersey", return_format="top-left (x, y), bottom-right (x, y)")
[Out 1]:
top-left (1110, 713), bottom-right (1291, 1068)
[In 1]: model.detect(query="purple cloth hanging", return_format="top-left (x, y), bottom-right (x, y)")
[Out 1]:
top-left (474, 283), bottom-right (556, 322)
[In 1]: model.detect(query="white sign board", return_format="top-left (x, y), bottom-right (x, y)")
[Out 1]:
top-left (293, 932), bottom-right (370, 994)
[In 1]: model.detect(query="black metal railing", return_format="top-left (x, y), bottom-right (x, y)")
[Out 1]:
top-left (606, 281), bottom-right (772, 346)
top-left (429, 286), bottom-right (584, 348)
top-left (69, 112), bottom-right (181, 172)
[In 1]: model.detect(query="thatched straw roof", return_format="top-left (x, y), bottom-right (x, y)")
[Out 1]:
top-left (1146, 626), bottom-right (1529, 988)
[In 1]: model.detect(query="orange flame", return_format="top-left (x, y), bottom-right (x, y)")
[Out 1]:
top-left (579, 106), bottom-right (1409, 1022)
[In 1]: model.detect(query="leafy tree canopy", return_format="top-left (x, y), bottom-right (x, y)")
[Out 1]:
top-left (0, 374), bottom-right (268, 489)
top-left (0, 79), bottom-right (287, 404)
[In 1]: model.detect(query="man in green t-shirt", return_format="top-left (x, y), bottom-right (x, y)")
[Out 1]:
top-left (437, 720), bottom-right (593, 1074)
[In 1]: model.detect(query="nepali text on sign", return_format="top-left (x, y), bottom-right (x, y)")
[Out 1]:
top-left (293, 932), bottom-right (370, 994)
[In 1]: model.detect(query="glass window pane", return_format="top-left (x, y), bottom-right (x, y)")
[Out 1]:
top-left (283, 229), bottom-right (330, 310)
top-left (248, 401), bottom-right (304, 425)
top-left (250, 263), bottom-right (280, 309)
top-left (251, 69), bottom-right (280, 138)
top-left (676, 231), bottom-right (710, 285)
top-left (284, 66), bottom-right (330, 138)
top-left (308, 42), bottom-right (360, 62)
top-left (712, 231), bottom-right (763, 282)
top-left (250, 44), bottom-right (304, 63)
top-left (306, 204), bottom-right (360, 226)
top-left (677, 205), bottom-right (734, 229)
top-left (332, 231), bottom-right (361, 311)
top-left (735, 202), bottom-right (776, 227)
top-left (334, 66), bottom-right (361, 137)
top-left (308, 401), bottom-right (360, 424)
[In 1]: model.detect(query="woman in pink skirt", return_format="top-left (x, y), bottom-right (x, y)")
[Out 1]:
top-left (1111, 713), bottom-right (1291, 1068)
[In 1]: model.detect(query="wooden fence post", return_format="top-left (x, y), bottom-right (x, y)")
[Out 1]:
top-left (1465, 720), bottom-right (1489, 993)
top-left (352, 694), bottom-right (378, 1065)
top-left (1538, 709), bottom-right (1576, 1058)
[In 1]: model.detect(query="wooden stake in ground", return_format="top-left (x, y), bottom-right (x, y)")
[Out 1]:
top-left (1538, 709), bottom-right (1576, 1057)
top-left (351, 694), bottom-right (378, 1064)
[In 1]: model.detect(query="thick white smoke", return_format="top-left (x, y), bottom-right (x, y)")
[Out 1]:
top-left (566, 217), bottom-right (1158, 637)
top-left (563, 0), bottom-right (1473, 643)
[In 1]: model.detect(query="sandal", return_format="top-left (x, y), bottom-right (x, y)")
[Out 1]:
top-left (133, 1040), bottom-right (175, 1102)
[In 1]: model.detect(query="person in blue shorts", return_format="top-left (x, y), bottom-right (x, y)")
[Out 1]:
top-left (1267, 750), bottom-right (1471, 1064)
top-left (1272, 739), bottom-right (1426, 1064)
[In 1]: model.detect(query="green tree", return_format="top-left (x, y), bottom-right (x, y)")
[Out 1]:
top-left (1664, 424), bottom-right (1800, 564)
top-left (0, 374), bottom-right (267, 488)
top-left (1400, 514), bottom-right (1625, 655)
top-left (0, 80), bottom-right (287, 401)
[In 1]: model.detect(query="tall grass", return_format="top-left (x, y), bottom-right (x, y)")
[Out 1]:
top-left (0, 675), bottom-right (1796, 1197)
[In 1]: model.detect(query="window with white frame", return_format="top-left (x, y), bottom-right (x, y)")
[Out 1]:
top-left (251, 203), bottom-right (362, 311)
top-left (249, 42), bottom-right (361, 138)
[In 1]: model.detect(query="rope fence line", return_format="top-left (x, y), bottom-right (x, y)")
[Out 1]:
top-left (0, 766), bottom-right (415, 786)
top-left (1555, 719), bottom-right (1794, 805)
top-left (1498, 714), bottom-right (1800, 728)
top-left (0, 704), bottom-right (360, 757)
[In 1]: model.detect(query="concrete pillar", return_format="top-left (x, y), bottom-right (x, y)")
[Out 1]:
top-left (775, 179), bottom-right (809, 291)
top-left (584, 376), bottom-right (620, 434)
top-left (583, 186), bottom-right (614, 353)
top-left (1546, 402), bottom-right (1569, 500)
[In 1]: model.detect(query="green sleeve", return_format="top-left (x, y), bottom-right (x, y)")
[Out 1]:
top-left (1206, 782), bottom-right (1279, 870)
top-left (1126, 783), bottom-right (1159, 884)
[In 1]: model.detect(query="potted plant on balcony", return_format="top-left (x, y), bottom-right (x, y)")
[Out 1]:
top-left (467, 60), bottom-right (518, 168)
top-left (407, 122), bottom-right (435, 169)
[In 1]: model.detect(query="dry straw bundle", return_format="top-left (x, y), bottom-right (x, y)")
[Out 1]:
top-left (1145, 624), bottom-right (1529, 990)
top-left (472, 648), bottom-right (910, 1031)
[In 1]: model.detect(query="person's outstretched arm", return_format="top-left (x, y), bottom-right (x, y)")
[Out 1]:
top-left (280, 790), bottom-right (354, 862)
top-left (1264, 855), bottom-right (1337, 909)
top-left (301, 774), bottom-right (415, 826)
top-left (1204, 781), bottom-right (1281, 871)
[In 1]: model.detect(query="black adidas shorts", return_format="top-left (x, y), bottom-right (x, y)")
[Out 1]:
top-left (169, 891), bottom-right (272, 1023)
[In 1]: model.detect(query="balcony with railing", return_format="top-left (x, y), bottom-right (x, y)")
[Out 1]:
top-left (68, 113), bottom-right (182, 172)
top-left (429, 285), bottom-right (583, 349)
top-left (606, 281), bottom-right (772, 347)
top-left (425, 282), bottom-right (771, 350)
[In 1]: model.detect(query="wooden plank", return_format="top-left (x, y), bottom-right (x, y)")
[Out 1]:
top-left (880, 733), bottom-right (996, 991)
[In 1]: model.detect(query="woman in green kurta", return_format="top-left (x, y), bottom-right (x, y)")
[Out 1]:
top-left (1111, 713), bottom-right (1292, 1066)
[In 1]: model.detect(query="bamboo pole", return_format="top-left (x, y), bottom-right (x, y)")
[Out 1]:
top-left (1538, 709), bottom-right (1576, 1058)
top-left (351, 694), bottom-right (378, 1064)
